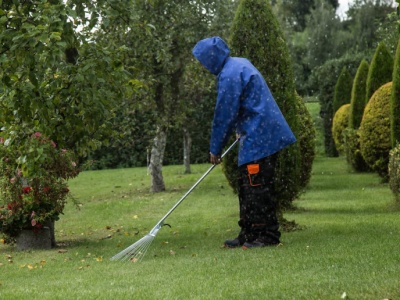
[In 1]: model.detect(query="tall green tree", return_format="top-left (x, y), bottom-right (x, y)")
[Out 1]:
top-left (228, 0), bottom-right (303, 209)
top-left (349, 60), bottom-right (370, 129)
top-left (391, 38), bottom-right (400, 147)
top-left (271, 0), bottom-right (338, 32)
top-left (0, 0), bottom-right (135, 175)
top-left (366, 42), bottom-right (393, 102)
top-left (123, 0), bottom-right (236, 192)
top-left (345, 0), bottom-right (395, 50)
top-left (304, 1), bottom-right (345, 71)
top-left (333, 67), bottom-right (353, 113)
top-left (287, 0), bottom-right (352, 94)
top-left (343, 60), bottom-right (370, 172)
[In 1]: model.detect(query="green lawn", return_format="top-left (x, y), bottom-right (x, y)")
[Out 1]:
top-left (1, 155), bottom-right (399, 299)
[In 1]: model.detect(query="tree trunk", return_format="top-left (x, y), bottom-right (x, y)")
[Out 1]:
top-left (183, 128), bottom-right (192, 174)
top-left (149, 127), bottom-right (167, 192)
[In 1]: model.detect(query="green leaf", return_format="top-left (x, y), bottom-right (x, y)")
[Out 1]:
top-left (50, 32), bottom-right (62, 41)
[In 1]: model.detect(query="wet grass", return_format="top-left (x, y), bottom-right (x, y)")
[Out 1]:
top-left (1, 155), bottom-right (400, 299)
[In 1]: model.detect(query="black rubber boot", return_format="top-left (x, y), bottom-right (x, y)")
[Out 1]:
top-left (224, 228), bottom-right (246, 248)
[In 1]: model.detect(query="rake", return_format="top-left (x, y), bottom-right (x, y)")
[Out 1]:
top-left (110, 139), bottom-right (239, 262)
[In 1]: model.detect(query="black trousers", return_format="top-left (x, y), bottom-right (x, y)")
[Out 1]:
top-left (237, 153), bottom-right (281, 244)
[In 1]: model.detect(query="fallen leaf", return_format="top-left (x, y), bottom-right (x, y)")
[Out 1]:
top-left (130, 258), bottom-right (138, 263)
top-left (96, 256), bottom-right (103, 262)
top-left (169, 250), bottom-right (176, 256)
top-left (58, 249), bottom-right (68, 253)
top-left (341, 292), bottom-right (347, 299)
top-left (0, 263), bottom-right (4, 267)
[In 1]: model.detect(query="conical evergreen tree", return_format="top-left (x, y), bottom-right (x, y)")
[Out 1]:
top-left (333, 67), bottom-right (353, 113)
top-left (224, 0), bottom-right (304, 210)
top-left (389, 40), bottom-right (400, 200)
top-left (366, 42), bottom-right (393, 103)
top-left (349, 60), bottom-right (370, 129)
top-left (344, 59), bottom-right (370, 172)
top-left (391, 39), bottom-right (400, 147)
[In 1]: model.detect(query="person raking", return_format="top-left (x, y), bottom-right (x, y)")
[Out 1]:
top-left (192, 36), bottom-right (296, 248)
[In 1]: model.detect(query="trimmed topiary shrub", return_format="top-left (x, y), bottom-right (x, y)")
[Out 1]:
top-left (366, 42), bottom-right (393, 103)
top-left (295, 93), bottom-right (316, 191)
top-left (359, 82), bottom-right (393, 180)
top-left (391, 38), bottom-right (400, 147)
top-left (332, 104), bottom-right (350, 154)
top-left (342, 128), bottom-right (370, 172)
top-left (333, 67), bottom-right (353, 113)
top-left (349, 60), bottom-right (369, 129)
top-left (228, 0), bottom-right (302, 210)
top-left (389, 39), bottom-right (400, 202)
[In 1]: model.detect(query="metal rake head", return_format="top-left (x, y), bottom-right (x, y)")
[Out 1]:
top-left (110, 233), bottom-right (155, 262)
top-left (111, 224), bottom-right (162, 262)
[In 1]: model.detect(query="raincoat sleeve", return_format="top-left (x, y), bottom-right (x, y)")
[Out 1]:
top-left (210, 71), bottom-right (242, 156)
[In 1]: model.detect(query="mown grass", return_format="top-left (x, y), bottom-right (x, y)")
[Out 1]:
top-left (1, 102), bottom-right (400, 299)
top-left (1, 155), bottom-right (400, 299)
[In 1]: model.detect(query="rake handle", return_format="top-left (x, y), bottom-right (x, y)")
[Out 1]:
top-left (151, 139), bottom-right (239, 232)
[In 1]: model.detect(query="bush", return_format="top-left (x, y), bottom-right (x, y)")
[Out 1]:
top-left (343, 128), bottom-right (370, 172)
top-left (359, 82), bottom-right (392, 180)
top-left (388, 144), bottom-right (400, 203)
top-left (332, 104), bottom-right (350, 154)
top-left (0, 133), bottom-right (80, 244)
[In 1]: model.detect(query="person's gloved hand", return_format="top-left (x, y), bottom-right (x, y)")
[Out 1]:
top-left (210, 153), bottom-right (221, 165)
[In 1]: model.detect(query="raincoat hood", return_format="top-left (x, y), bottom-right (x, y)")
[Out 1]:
top-left (192, 36), bottom-right (230, 75)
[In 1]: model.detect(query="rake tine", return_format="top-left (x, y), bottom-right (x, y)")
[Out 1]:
top-left (111, 234), bottom-right (154, 262)
top-left (110, 139), bottom-right (239, 262)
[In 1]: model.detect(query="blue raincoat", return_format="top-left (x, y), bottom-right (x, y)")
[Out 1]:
top-left (192, 36), bottom-right (296, 166)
